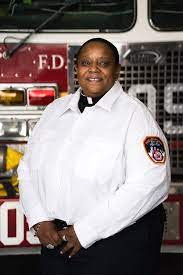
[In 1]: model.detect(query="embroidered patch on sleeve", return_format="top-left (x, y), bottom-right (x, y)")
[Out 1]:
top-left (143, 136), bottom-right (166, 164)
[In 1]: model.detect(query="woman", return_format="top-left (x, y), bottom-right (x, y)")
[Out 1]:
top-left (18, 38), bottom-right (170, 275)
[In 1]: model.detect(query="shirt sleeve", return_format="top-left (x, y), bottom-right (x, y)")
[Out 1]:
top-left (74, 104), bottom-right (171, 248)
top-left (17, 103), bottom-right (54, 229)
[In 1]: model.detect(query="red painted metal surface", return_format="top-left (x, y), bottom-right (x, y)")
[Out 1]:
top-left (8, 209), bottom-right (16, 238)
top-left (0, 199), bottom-right (39, 248)
top-left (0, 43), bottom-right (68, 94)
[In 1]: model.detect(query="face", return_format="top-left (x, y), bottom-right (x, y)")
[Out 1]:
top-left (75, 42), bottom-right (121, 97)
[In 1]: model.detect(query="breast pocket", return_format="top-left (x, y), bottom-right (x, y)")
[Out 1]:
top-left (74, 137), bottom-right (121, 181)
top-left (29, 131), bottom-right (56, 170)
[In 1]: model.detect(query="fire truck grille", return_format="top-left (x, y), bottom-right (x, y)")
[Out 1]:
top-left (72, 43), bottom-right (183, 179)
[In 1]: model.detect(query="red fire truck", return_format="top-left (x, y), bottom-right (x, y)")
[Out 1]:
top-left (0, 0), bottom-right (183, 255)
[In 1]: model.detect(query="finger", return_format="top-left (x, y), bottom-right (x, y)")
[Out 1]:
top-left (49, 239), bottom-right (59, 247)
top-left (51, 231), bottom-right (61, 246)
top-left (57, 230), bottom-right (65, 240)
top-left (60, 242), bottom-right (73, 255)
top-left (44, 231), bottom-right (60, 247)
top-left (37, 234), bottom-right (54, 246)
top-left (68, 246), bottom-right (80, 258)
top-left (57, 230), bottom-right (69, 246)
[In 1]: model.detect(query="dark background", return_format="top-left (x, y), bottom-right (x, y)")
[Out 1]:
top-left (0, 254), bottom-right (182, 275)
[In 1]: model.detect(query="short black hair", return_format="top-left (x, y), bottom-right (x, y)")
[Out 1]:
top-left (76, 38), bottom-right (119, 65)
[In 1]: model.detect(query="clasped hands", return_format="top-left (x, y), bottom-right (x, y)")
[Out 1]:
top-left (35, 221), bottom-right (82, 258)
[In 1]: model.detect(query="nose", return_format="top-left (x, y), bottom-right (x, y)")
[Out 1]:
top-left (88, 62), bottom-right (100, 72)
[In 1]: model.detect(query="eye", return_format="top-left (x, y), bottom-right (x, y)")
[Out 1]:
top-left (79, 60), bottom-right (91, 67)
top-left (98, 60), bottom-right (112, 67)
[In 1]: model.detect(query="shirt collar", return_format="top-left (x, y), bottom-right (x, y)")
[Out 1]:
top-left (58, 90), bottom-right (80, 117)
top-left (59, 81), bottom-right (123, 116)
top-left (68, 89), bottom-right (80, 112)
top-left (96, 81), bottom-right (123, 112)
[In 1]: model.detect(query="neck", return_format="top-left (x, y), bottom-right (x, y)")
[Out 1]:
top-left (81, 90), bottom-right (107, 99)
top-left (80, 90), bottom-right (104, 105)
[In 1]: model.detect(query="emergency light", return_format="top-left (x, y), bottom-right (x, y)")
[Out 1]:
top-left (0, 88), bottom-right (25, 106)
top-left (0, 85), bottom-right (57, 107)
top-left (27, 87), bottom-right (56, 106)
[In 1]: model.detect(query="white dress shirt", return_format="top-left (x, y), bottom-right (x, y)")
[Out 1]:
top-left (18, 81), bottom-right (171, 248)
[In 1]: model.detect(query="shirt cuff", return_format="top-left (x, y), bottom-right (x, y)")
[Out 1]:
top-left (25, 203), bottom-right (51, 229)
top-left (74, 220), bottom-right (100, 249)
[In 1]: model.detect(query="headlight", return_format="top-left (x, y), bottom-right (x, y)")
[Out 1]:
top-left (0, 120), bottom-right (27, 138)
top-left (0, 88), bottom-right (25, 106)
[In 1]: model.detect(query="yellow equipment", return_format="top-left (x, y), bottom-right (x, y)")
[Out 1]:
top-left (0, 145), bottom-right (23, 197)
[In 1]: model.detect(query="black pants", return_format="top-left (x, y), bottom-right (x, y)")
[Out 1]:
top-left (40, 204), bottom-right (166, 275)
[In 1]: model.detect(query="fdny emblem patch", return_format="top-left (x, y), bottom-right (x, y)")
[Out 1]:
top-left (143, 136), bottom-right (166, 164)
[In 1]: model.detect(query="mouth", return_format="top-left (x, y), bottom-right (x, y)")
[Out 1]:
top-left (86, 75), bottom-right (102, 82)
